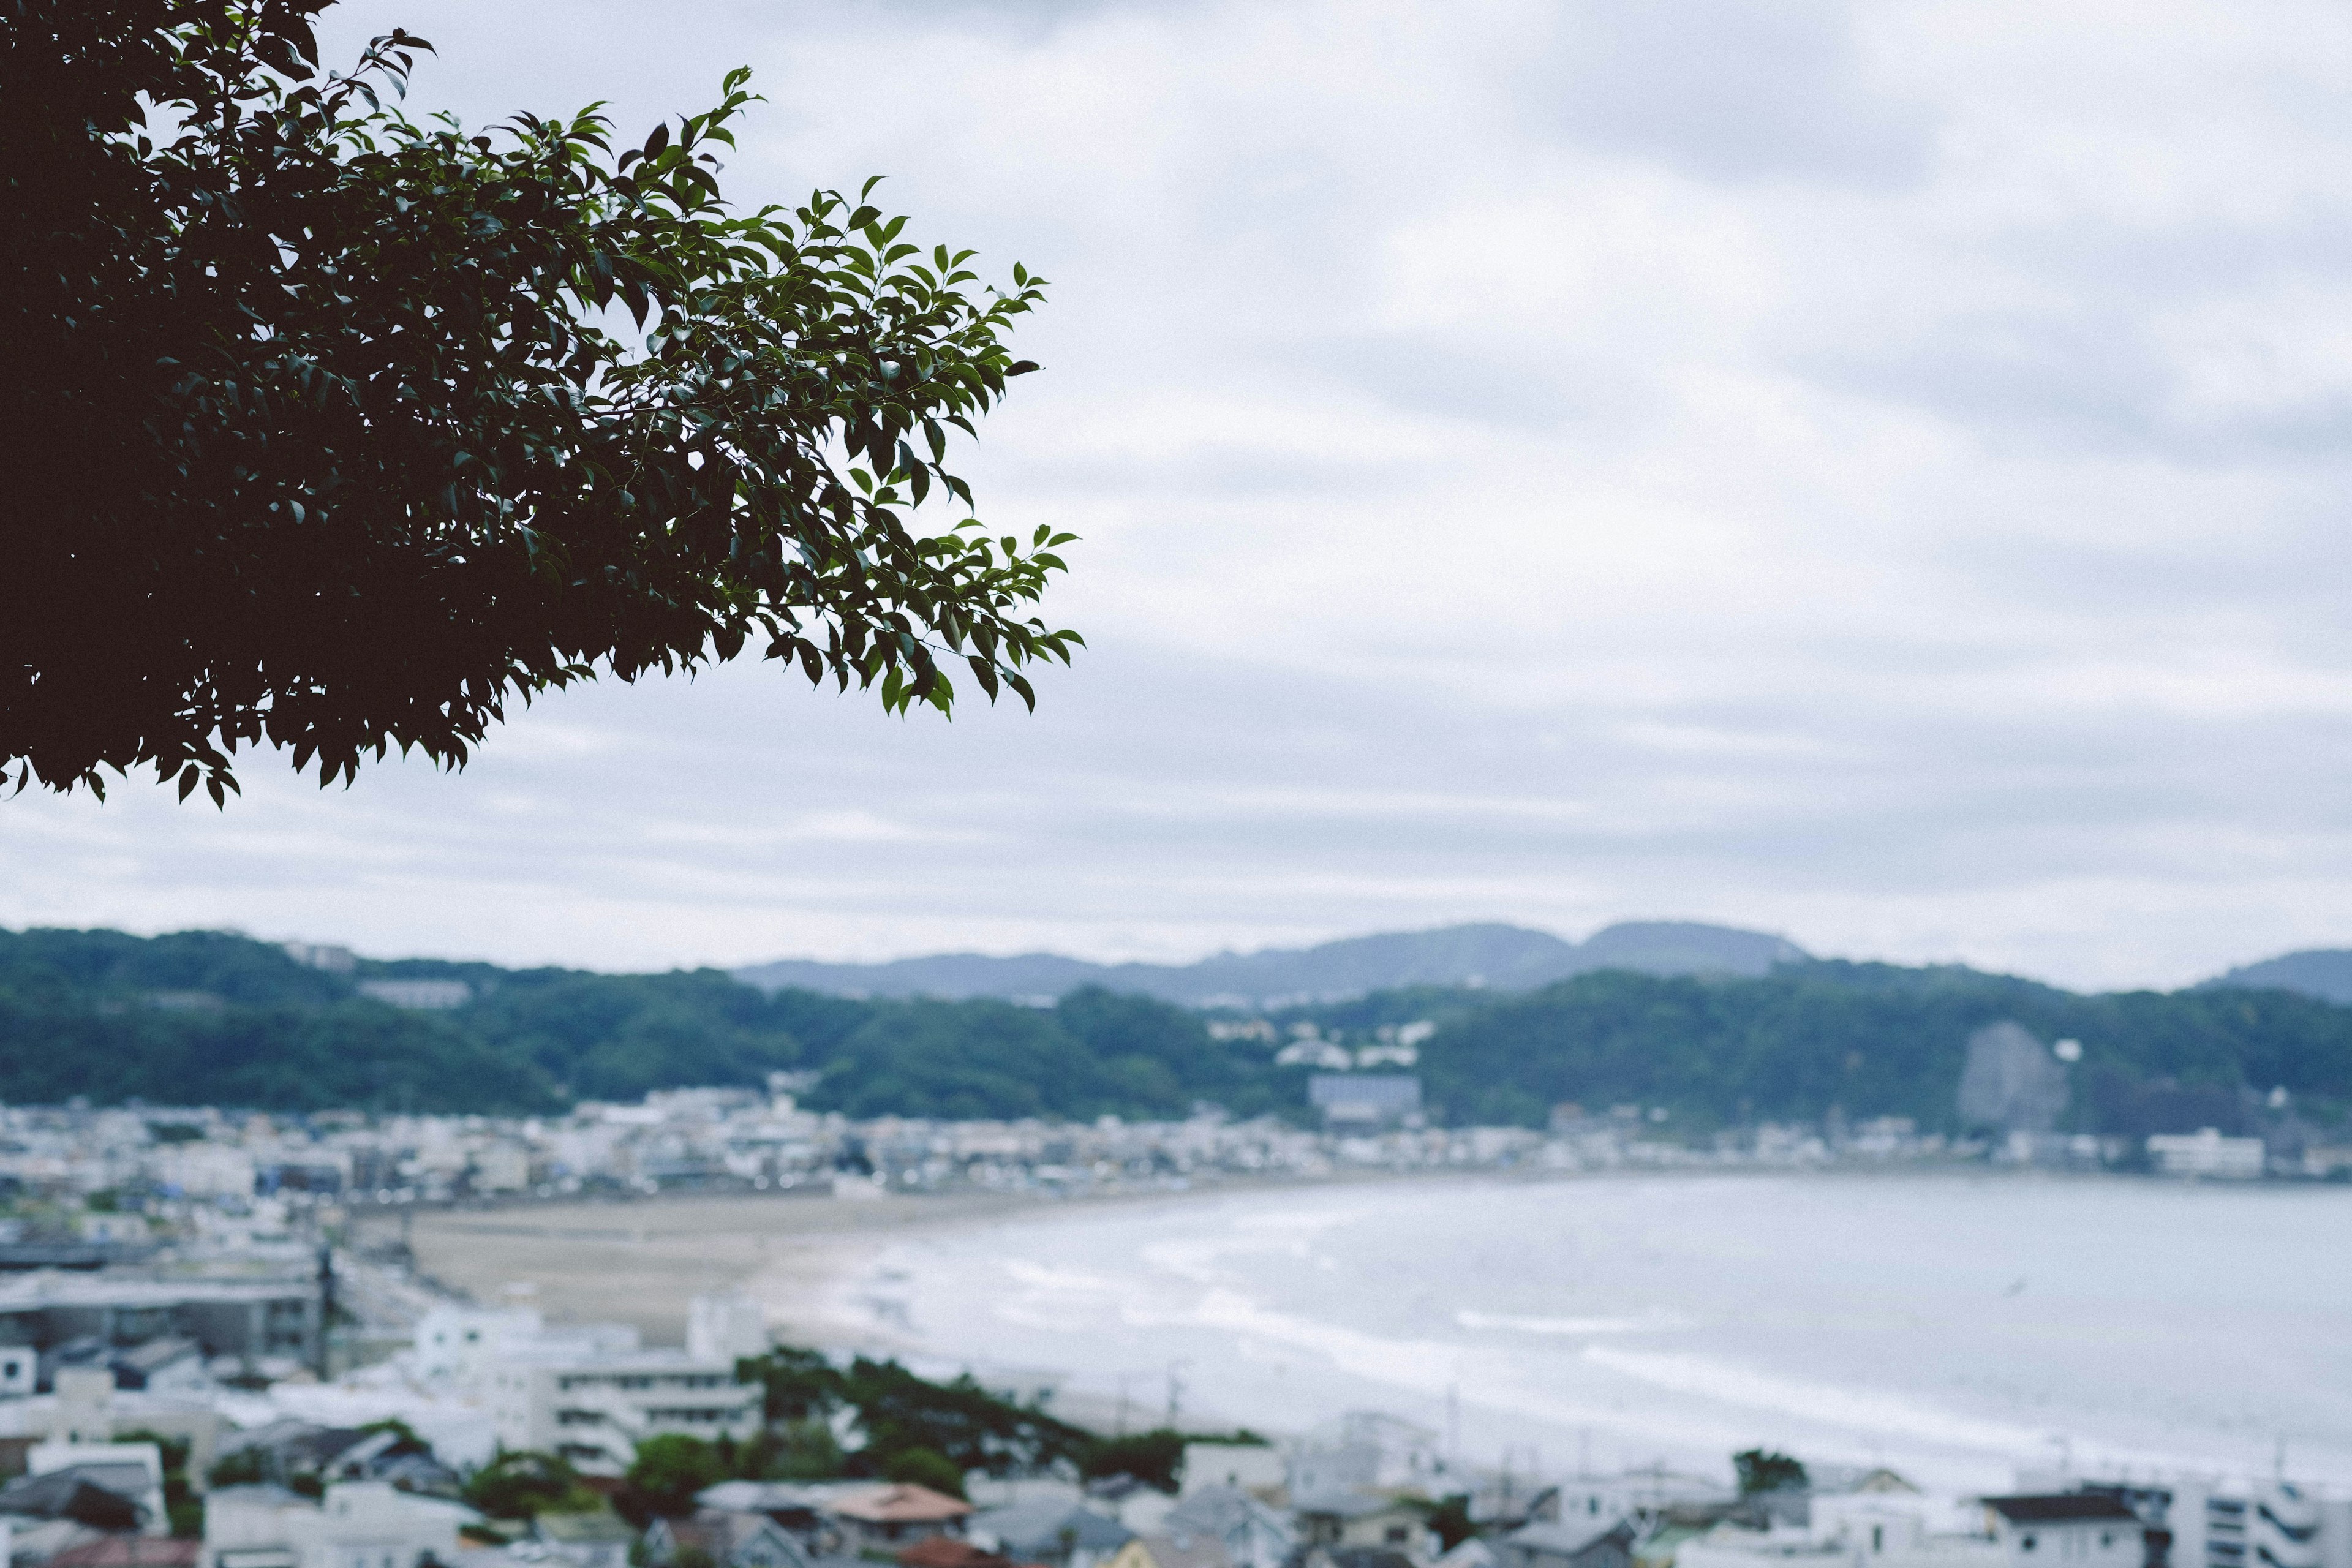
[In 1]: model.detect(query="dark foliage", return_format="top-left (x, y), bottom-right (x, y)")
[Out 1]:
top-left (1080, 1428), bottom-right (1188, 1493)
top-left (1418, 1496), bottom-right (1477, 1553)
top-left (2, 927), bottom-right (2350, 1129)
top-left (737, 1348), bottom-right (845, 1425)
top-left (881, 1447), bottom-right (965, 1498)
top-left (117, 1429), bottom-right (200, 1538)
top-left (840, 1356), bottom-right (1091, 1478)
top-left (1412, 963), bottom-right (2352, 1132)
top-left (4, 0), bottom-right (1074, 801)
top-left (1734, 1449), bottom-right (1808, 1496)
top-left (626, 1434), bottom-right (729, 1518)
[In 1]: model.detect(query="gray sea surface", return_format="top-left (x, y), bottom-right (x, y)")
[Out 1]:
top-left (860, 1171), bottom-right (2352, 1492)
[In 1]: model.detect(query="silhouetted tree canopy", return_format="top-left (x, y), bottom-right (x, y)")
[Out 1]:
top-left (4, 1), bottom-right (1076, 802)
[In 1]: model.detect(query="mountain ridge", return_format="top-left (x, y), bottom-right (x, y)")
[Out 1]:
top-left (731, 919), bottom-right (1809, 1005)
top-left (2199, 949), bottom-right (2352, 1006)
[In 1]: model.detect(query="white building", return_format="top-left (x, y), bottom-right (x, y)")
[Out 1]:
top-left (2144, 1131), bottom-right (2265, 1180)
top-left (204, 1481), bottom-right (470, 1568)
top-left (0, 1346), bottom-right (32, 1398)
top-left (484, 1344), bottom-right (758, 1473)
top-left (409, 1305), bottom-right (545, 1387)
top-left (2153, 1480), bottom-right (2352, 1568)
top-left (1981, 1495), bottom-right (2144, 1568)
top-left (1182, 1444), bottom-right (1286, 1497)
top-left (1553, 1466), bottom-right (1733, 1528)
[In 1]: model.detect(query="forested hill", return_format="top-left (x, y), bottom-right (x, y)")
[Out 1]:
top-left (0, 928), bottom-right (2346, 1134)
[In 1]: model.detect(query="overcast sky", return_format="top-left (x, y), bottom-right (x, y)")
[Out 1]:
top-left (13, 0), bottom-right (2352, 990)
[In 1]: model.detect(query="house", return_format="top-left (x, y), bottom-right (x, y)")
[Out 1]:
top-left (693, 1482), bottom-right (868, 1550)
top-left (643, 1509), bottom-right (811, 1568)
top-left (0, 1463), bottom-right (156, 1559)
top-left (1555, 1472), bottom-right (1733, 1531)
top-left (26, 1444), bottom-right (168, 1536)
top-left (1668, 1521), bottom-right (1842, 1568)
top-left (1180, 1447), bottom-right (1285, 1500)
top-left (895, 1539), bottom-right (1050, 1568)
top-left (1104, 1532), bottom-right (1234, 1568)
top-left (1081, 1479), bottom-right (1174, 1538)
top-left (201, 1481), bottom-right (471, 1568)
top-left (47, 1539), bottom-right (204, 1568)
top-left (1291, 1492), bottom-right (1435, 1561)
top-left (968, 1497), bottom-right (1136, 1568)
top-left (1980, 1497), bottom-right (2143, 1568)
top-left (828, 1486), bottom-right (975, 1551)
top-left (7, 1370), bottom-right (224, 1483)
top-left (107, 1341), bottom-right (206, 1396)
top-left (1290, 1417), bottom-right (1447, 1496)
top-left (1163, 1487), bottom-right (1294, 1568)
top-left (1501, 1520), bottom-right (1638, 1568)
top-left (532, 1509), bottom-right (638, 1568)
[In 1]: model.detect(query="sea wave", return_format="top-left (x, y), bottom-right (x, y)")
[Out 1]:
top-left (1457, 1310), bottom-right (1697, 1335)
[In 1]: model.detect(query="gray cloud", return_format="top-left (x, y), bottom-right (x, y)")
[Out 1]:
top-left (10, 0), bottom-right (2352, 993)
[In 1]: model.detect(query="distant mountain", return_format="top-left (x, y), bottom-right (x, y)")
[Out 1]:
top-left (2202, 949), bottom-right (2352, 1006)
top-left (731, 919), bottom-right (1808, 1005)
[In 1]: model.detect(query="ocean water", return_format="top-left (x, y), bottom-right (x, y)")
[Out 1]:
top-left (845, 1172), bottom-right (2352, 1493)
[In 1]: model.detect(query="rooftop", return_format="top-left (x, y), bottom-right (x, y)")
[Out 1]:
top-left (1984, 1497), bottom-right (2141, 1525)
top-left (832, 1484), bottom-right (976, 1524)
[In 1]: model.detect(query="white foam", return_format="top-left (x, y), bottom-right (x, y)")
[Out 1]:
top-left (1458, 1310), bottom-right (1697, 1335)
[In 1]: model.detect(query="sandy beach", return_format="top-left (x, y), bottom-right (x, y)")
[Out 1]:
top-left (391, 1183), bottom-right (1238, 1354)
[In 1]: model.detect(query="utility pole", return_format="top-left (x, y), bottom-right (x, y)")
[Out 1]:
top-left (314, 1240), bottom-right (335, 1380)
top-left (1166, 1359), bottom-right (1189, 1428)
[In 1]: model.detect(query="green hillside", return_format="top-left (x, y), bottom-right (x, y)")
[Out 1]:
top-left (0, 927), bottom-right (2346, 1135)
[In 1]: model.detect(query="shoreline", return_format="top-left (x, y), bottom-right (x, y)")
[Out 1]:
top-left (391, 1162), bottom-right (2233, 1354)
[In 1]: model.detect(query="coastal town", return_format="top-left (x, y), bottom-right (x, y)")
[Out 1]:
top-left (0, 1084), bottom-right (2339, 1568)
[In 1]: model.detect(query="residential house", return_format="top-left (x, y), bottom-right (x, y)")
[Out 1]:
top-left (1289, 1416), bottom-right (1446, 1498)
top-left (27, 1445), bottom-right (168, 1536)
top-left (1291, 1493), bottom-right (1435, 1562)
top-left (47, 1538), bottom-right (203, 1568)
top-left (1102, 1532), bottom-right (1234, 1568)
top-left (1081, 1479), bottom-right (1174, 1538)
top-left (6, 1370), bottom-right (223, 1484)
top-left (828, 1486), bottom-right (974, 1552)
top-left (1555, 1473), bottom-right (1734, 1532)
top-left (895, 1539), bottom-right (1047, 1568)
top-left (1163, 1487), bottom-right (1293, 1568)
top-left (693, 1482), bottom-right (866, 1551)
top-left (1180, 1448), bottom-right (1285, 1500)
top-left (0, 1461), bottom-right (156, 1566)
top-left (1668, 1521), bottom-right (1842, 1568)
top-left (643, 1510), bottom-right (811, 1568)
top-left (530, 1510), bottom-right (637, 1568)
top-left (1980, 1498), bottom-right (2144, 1568)
top-left (1501, 1520), bottom-right (1638, 1568)
top-left (201, 1481), bottom-right (470, 1568)
top-left (968, 1498), bottom-right (1136, 1568)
